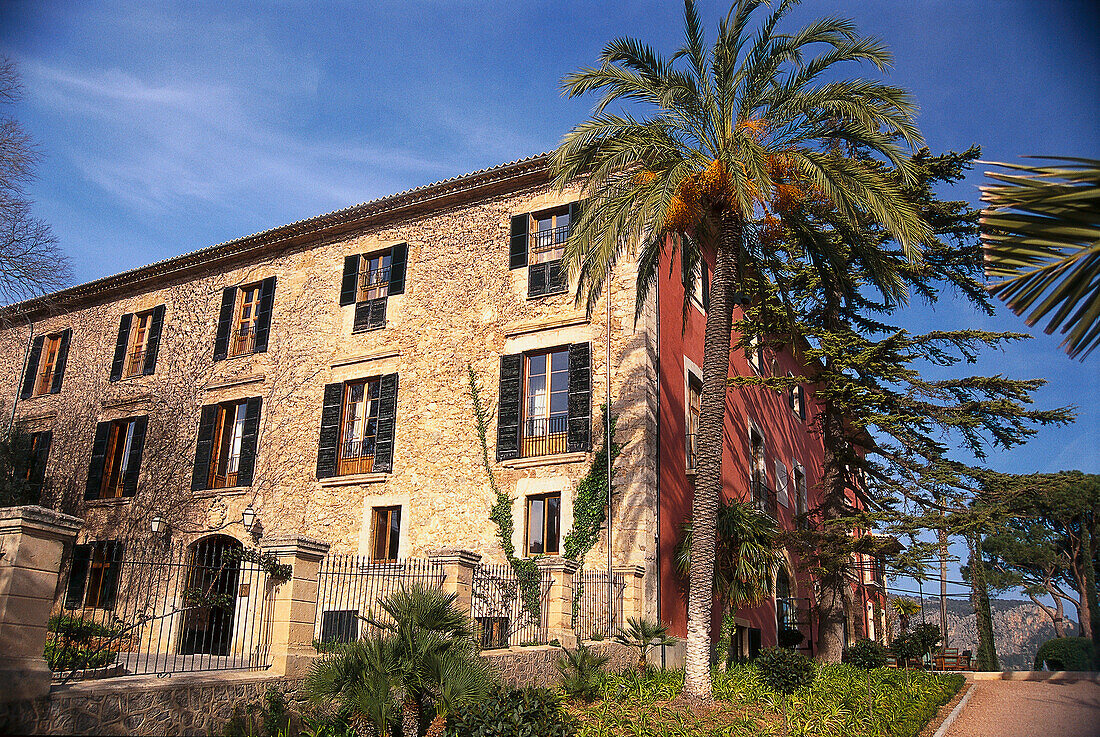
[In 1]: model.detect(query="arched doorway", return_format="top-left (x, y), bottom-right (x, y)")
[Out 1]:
top-left (178, 535), bottom-right (242, 656)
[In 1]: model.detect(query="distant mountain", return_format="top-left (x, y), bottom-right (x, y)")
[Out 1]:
top-left (904, 598), bottom-right (1078, 671)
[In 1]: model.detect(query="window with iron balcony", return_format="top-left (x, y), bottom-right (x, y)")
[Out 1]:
top-left (212, 278), bottom-right (275, 362)
top-left (20, 328), bottom-right (72, 399)
top-left (509, 203), bottom-right (580, 298)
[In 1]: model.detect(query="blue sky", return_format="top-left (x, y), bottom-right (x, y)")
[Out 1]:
top-left (2, 1), bottom-right (1098, 593)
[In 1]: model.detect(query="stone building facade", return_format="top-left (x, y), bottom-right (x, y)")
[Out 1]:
top-left (0, 152), bottom-right (884, 654)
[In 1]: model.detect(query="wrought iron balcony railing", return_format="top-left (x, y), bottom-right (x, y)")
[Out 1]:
top-left (520, 414), bottom-right (568, 458)
top-left (751, 477), bottom-right (778, 519)
top-left (124, 349), bottom-right (146, 377)
top-left (230, 324), bottom-right (257, 357)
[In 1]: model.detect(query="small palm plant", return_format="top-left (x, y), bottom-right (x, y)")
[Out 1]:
top-left (304, 585), bottom-right (494, 737)
top-left (556, 643), bottom-right (609, 702)
top-left (890, 598), bottom-right (921, 635)
top-left (613, 617), bottom-right (677, 674)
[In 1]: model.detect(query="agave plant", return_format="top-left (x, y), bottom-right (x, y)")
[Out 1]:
top-left (613, 617), bottom-right (678, 673)
top-left (304, 585), bottom-right (494, 737)
top-left (980, 157), bottom-right (1100, 359)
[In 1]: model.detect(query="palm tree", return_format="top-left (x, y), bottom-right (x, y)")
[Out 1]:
top-left (613, 617), bottom-right (678, 673)
top-left (554, 0), bottom-right (927, 697)
top-left (980, 157), bottom-right (1100, 359)
top-left (891, 597), bottom-right (922, 634)
top-left (304, 586), bottom-right (494, 737)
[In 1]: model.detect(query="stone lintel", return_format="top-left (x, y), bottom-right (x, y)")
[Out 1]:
top-left (204, 374), bottom-right (267, 392)
top-left (500, 452), bottom-right (588, 469)
top-left (535, 556), bottom-right (581, 574)
top-left (426, 548), bottom-right (482, 568)
top-left (261, 536), bottom-right (330, 561)
top-left (504, 315), bottom-right (588, 338)
top-left (330, 349), bottom-right (402, 369)
top-left (612, 565), bottom-right (645, 578)
top-left (0, 506), bottom-right (83, 540)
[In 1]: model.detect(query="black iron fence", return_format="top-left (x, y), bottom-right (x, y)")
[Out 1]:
top-left (521, 415), bottom-right (568, 458)
top-left (470, 563), bottom-right (553, 649)
top-left (313, 555), bottom-right (446, 645)
top-left (572, 568), bottom-right (625, 641)
top-left (50, 538), bottom-right (274, 681)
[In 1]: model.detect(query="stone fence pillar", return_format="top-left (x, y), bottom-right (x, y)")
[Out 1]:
top-left (427, 548), bottom-right (482, 615)
top-left (0, 506), bottom-right (83, 702)
top-left (536, 556), bottom-right (580, 649)
top-left (261, 536), bottom-right (330, 678)
top-left (613, 565), bottom-right (646, 623)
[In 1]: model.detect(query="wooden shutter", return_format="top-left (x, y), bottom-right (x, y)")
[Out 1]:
top-left (191, 404), bottom-right (219, 491)
top-left (252, 276), bottom-right (277, 353)
top-left (548, 259), bottom-right (567, 294)
top-left (496, 354), bottom-right (522, 461)
top-left (85, 421), bottom-right (111, 499)
top-left (388, 243), bottom-right (408, 295)
top-left (99, 542), bottom-right (123, 610)
top-left (142, 305), bottom-right (166, 375)
top-left (373, 373), bottom-right (399, 473)
top-left (340, 254), bottom-right (361, 306)
top-left (528, 263), bottom-right (548, 297)
top-left (368, 297), bottom-right (387, 329)
top-left (109, 314), bottom-right (133, 382)
top-left (353, 301), bottom-right (372, 332)
top-left (568, 200), bottom-right (582, 228)
top-left (122, 416), bottom-right (148, 497)
top-left (234, 397), bottom-right (263, 487)
top-left (49, 329), bottom-right (71, 394)
top-left (213, 287), bottom-right (236, 361)
top-left (567, 342), bottom-right (592, 452)
top-left (775, 460), bottom-right (789, 508)
top-left (316, 383), bottom-right (344, 479)
top-left (64, 544), bottom-right (91, 609)
top-left (30, 430), bottom-right (51, 486)
top-left (20, 335), bottom-right (44, 399)
top-left (509, 214), bottom-right (528, 269)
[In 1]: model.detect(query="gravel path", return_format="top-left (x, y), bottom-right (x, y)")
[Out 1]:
top-left (945, 679), bottom-right (1100, 737)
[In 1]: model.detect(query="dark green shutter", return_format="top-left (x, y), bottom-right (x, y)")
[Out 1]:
top-left (528, 263), bottom-right (548, 297)
top-left (142, 305), bottom-right (166, 375)
top-left (235, 397), bottom-right (262, 487)
top-left (65, 544), bottom-right (91, 609)
top-left (373, 373), bottom-right (399, 472)
top-left (353, 301), bottom-right (372, 332)
top-left (567, 342), bottom-right (592, 452)
top-left (85, 421), bottom-right (111, 500)
top-left (496, 354), bottom-right (522, 461)
top-left (30, 430), bottom-right (51, 486)
top-left (548, 259), bottom-right (567, 294)
top-left (20, 335), bottom-right (43, 399)
top-left (213, 287), bottom-right (236, 361)
top-left (509, 214), bottom-right (528, 269)
top-left (388, 243), bottom-right (408, 295)
top-left (253, 276), bottom-right (276, 353)
top-left (191, 404), bottom-right (218, 491)
top-left (340, 254), bottom-right (361, 306)
top-left (316, 383), bottom-right (344, 479)
top-left (368, 297), bottom-right (387, 329)
top-left (110, 314), bottom-right (133, 382)
top-left (122, 416), bottom-right (147, 497)
top-left (49, 329), bottom-right (71, 394)
top-left (99, 542), bottom-right (123, 611)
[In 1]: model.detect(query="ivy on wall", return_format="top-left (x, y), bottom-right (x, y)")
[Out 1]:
top-left (562, 404), bottom-right (620, 563)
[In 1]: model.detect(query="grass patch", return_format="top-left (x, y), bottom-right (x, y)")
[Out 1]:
top-left (566, 665), bottom-right (963, 737)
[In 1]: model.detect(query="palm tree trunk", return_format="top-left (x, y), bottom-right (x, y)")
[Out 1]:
top-left (683, 220), bottom-right (739, 700)
top-left (402, 697), bottom-right (419, 737)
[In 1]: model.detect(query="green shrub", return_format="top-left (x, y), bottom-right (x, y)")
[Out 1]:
top-left (44, 640), bottom-right (116, 671)
top-left (47, 615), bottom-right (122, 641)
top-left (556, 644), bottom-right (608, 702)
top-left (1034, 637), bottom-right (1096, 671)
top-left (843, 638), bottom-right (888, 669)
top-left (222, 687), bottom-right (293, 737)
top-left (776, 627), bottom-right (804, 649)
top-left (446, 687), bottom-right (576, 737)
top-left (754, 646), bottom-right (815, 694)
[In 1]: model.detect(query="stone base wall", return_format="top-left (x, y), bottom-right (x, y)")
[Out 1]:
top-left (0, 672), bottom-right (298, 737)
top-left (481, 641), bottom-right (636, 688)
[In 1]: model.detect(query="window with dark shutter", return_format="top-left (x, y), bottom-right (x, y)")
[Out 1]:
top-left (213, 287), bottom-right (236, 361)
top-left (372, 373), bottom-right (399, 473)
top-left (234, 397), bottom-right (263, 487)
top-left (347, 249), bottom-right (400, 333)
top-left (121, 416), bottom-right (147, 497)
top-left (64, 544), bottom-right (91, 609)
top-left (315, 383), bottom-right (344, 479)
top-left (509, 214), bottom-right (529, 270)
top-left (20, 335), bottom-right (43, 399)
top-left (567, 342), bottom-right (592, 452)
top-left (340, 255), bottom-right (361, 306)
top-left (252, 277), bottom-right (276, 353)
top-left (191, 404), bottom-right (219, 491)
top-left (86, 416), bottom-right (146, 500)
top-left (85, 421), bottom-right (111, 500)
top-left (110, 314), bottom-right (133, 382)
top-left (496, 354), bottom-right (522, 461)
top-left (49, 329), bottom-right (71, 394)
top-left (388, 243), bottom-right (408, 295)
top-left (143, 305), bottom-right (166, 375)
top-left (525, 206), bottom-right (571, 298)
top-left (28, 430), bottom-right (51, 494)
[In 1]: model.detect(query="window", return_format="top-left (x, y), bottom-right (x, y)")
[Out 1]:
top-left (65, 541), bottom-right (122, 610)
top-left (316, 375), bottom-right (399, 479)
top-left (110, 306), bottom-right (165, 381)
top-left (20, 329), bottom-right (71, 399)
top-left (213, 278), bottom-right (276, 361)
top-left (192, 397), bottom-right (262, 491)
top-left (525, 492), bottom-right (561, 556)
top-left (686, 377), bottom-right (701, 471)
top-left (509, 204), bottom-right (577, 298)
top-left (319, 610), bottom-right (358, 643)
top-left (682, 250), bottom-right (710, 311)
top-left (749, 426), bottom-right (775, 518)
top-left (775, 460), bottom-right (789, 508)
top-left (85, 416), bottom-right (147, 500)
top-left (339, 245), bottom-right (408, 333)
top-left (521, 349), bottom-right (570, 458)
top-left (371, 506), bottom-right (401, 561)
top-left (788, 374), bottom-right (806, 420)
top-left (747, 335), bottom-right (764, 375)
top-left (496, 343), bottom-right (590, 462)
top-left (793, 464), bottom-right (808, 529)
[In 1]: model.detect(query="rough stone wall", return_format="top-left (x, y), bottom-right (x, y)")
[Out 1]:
top-left (0, 175), bottom-right (658, 613)
top-left (482, 641), bottom-right (636, 688)
top-left (0, 673), bottom-right (298, 737)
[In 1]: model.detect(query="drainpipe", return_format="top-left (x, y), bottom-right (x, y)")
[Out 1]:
top-left (607, 266), bottom-right (614, 636)
top-left (8, 320), bottom-right (34, 436)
